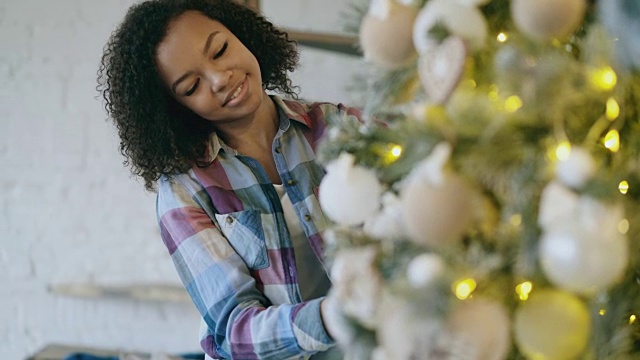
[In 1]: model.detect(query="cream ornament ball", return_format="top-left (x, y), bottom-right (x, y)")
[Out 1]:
top-left (400, 142), bottom-right (474, 246)
top-left (514, 290), bottom-right (590, 359)
top-left (401, 173), bottom-right (474, 246)
top-left (445, 299), bottom-right (511, 360)
top-left (511, 0), bottom-right (587, 42)
top-left (319, 153), bottom-right (383, 226)
top-left (413, 0), bottom-right (488, 54)
top-left (360, 1), bottom-right (418, 69)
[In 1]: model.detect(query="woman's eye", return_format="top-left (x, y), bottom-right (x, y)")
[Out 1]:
top-left (185, 79), bottom-right (199, 96)
top-left (214, 42), bottom-right (228, 60)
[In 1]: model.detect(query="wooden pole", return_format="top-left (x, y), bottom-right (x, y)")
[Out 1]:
top-left (237, 0), bottom-right (260, 12)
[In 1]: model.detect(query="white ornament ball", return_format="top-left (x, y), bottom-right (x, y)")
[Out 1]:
top-left (360, 3), bottom-right (418, 69)
top-left (540, 224), bottom-right (628, 295)
top-left (511, 0), bottom-right (587, 41)
top-left (446, 299), bottom-right (511, 360)
top-left (401, 173), bottom-right (474, 246)
top-left (330, 246), bottom-right (382, 329)
top-left (406, 253), bottom-right (445, 287)
top-left (413, 0), bottom-right (488, 54)
top-left (319, 153), bottom-right (382, 226)
top-left (538, 181), bottom-right (579, 230)
top-left (556, 146), bottom-right (596, 189)
top-left (456, 0), bottom-right (491, 5)
top-left (377, 292), bottom-right (441, 359)
top-left (320, 292), bottom-right (357, 346)
top-left (514, 290), bottom-right (590, 359)
top-left (363, 192), bottom-right (407, 241)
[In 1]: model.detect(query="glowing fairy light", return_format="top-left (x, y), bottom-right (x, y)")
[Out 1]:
top-left (619, 180), bottom-right (629, 194)
top-left (505, 95), bottom-right (523, 113)
top-left (618, 219), bottom-right (630, 235)
top-left (488, 84), bottom-right (499, 101)
top-left (497, 32), bottom-right (508, 42)
top-left (590, 66), bottom-right (617, 91)
top-left (604, 130), bottom-right (620, 152)
top-left (510, 214), bottom-right (522, 227)
top-left (391, 145), bottom-right (403, 157)
top-left (630, 315), bottom-right (637, 325)
top-left (515, 281), bottom-right (533, 301)
top-left (555, 141), bottom-right (572, 161)
top-left (599, 309), bottom-right (606, 316)
top-left (606, 98), bottom-right (620, 121)
top-left (453, 278), bottom-right (477, 300)
top-left (381, 144), bottom-right (403, 165)
top-left (467, 79), bottom-right (477, 88)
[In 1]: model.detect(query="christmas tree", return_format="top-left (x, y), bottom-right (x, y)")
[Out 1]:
top-left (316, 0), bottom-right (640, 358)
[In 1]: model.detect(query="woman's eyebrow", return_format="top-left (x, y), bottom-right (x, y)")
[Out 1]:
top-left (170, 31), bottom-right (221, 94)
top-left (203, 31), bottom-right (220, 55)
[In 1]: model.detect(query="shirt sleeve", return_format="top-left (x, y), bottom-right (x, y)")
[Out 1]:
top-left (156, 175), bottom-right (334, 359)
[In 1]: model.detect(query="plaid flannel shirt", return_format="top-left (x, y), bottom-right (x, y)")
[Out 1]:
top-left (156, 96), bottom-right (362, 359)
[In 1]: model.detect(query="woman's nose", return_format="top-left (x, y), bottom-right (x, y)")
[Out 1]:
top-left (206, 68), bottom-right (232, 93)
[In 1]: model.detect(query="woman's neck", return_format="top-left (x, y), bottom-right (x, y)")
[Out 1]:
top-left (217, 92), bottom-right (279, 153)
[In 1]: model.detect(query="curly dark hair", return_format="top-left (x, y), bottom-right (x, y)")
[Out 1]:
top-left (97, 0), bottom-right (299, 191)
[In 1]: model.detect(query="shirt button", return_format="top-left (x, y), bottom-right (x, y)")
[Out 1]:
top-left (303, 214), bottom-right (312, 221)
top-left (287, 179), bottom-right (297, 186)
top-left (226, 216), bottom-right (234, 224)
top-left (275, 147), bottom-right (282, 153)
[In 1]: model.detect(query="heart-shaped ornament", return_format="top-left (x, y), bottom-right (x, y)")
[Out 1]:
top-left (418, 36), bottom-right (467, 104)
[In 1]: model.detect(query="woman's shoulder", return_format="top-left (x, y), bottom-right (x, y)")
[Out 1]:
top-left (274, 95), bottom-right (364, 126)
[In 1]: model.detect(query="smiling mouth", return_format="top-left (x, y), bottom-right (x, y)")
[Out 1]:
top-left (230, 83), bottom-right (242, 100)
top-left (224, 77), bottom-right (246, 106)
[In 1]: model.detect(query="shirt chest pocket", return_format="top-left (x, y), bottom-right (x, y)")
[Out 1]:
top-left (214, 209), bottom-right (269, 270)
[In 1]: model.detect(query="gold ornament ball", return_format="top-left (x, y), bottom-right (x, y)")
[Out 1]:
top-left (514, 290), bottom-right (590, 359)
top-left (511, 0), bottom-right (587, 41)
top-left (360, 4), bottom-right (418, 69)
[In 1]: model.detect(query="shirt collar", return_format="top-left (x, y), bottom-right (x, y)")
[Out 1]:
top-left (205, 95), bottom-right (312, 162)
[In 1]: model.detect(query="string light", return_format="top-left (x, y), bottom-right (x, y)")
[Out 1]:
top-left (381, 144), bottom-right (403, 165)
top-left (510, 214), bottom-right (522, 227)
top-left (555, 141), bottom-right (572, 161)
top-left (505, 95), bottom-right (523, 113)
top-left (515, 281), bottom-right (533, 301)
top-left (488, 85), bottom-right (499, 101)
top-left (590, 66), bottom-right (617, 91)
top-left (618, 219), bottom-right (630, 235)
top-left (453, 278), bottom-right (477, 300)
top-left (466, 79), bottom-right (477, 88)
top-left (497, 32), bottom-right (508, 42)
top-left (599, 309), bottom-right (606, 316)
top-left (606, 98), bottom-right (620, 121)
top-left (619, 180), bottom-right (629, 194)
top-left (630, 315), bottom-right (637, 325)
top-left (604, 130), bottom-right (620, 152)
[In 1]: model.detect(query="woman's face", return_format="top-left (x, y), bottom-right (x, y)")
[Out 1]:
top-left (156, 11), bottom-right (265, 123)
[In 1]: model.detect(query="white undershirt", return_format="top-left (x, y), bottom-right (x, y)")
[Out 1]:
top-left (273, 184), bottom-right (332, 301)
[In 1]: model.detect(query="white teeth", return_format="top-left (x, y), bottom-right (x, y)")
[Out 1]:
top-left (230, 84), bottom-right (242, 100)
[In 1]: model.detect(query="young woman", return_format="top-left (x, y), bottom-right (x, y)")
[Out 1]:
top-left (97, 0), bottom-right (361, 359)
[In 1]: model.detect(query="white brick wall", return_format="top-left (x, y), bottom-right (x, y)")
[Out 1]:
top-left (0, 0), bottom-right (362, 359)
